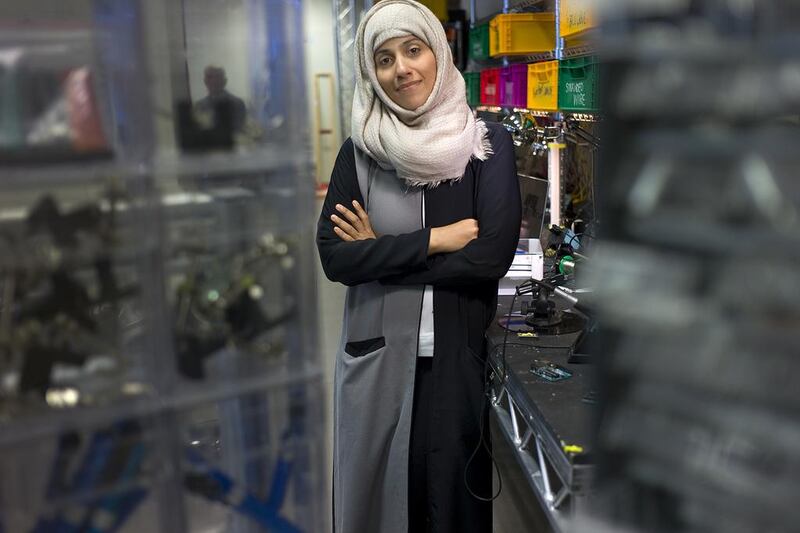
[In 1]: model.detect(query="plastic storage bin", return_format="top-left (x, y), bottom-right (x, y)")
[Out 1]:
top-left (419, 0), bottom-right (447, 21)
top-left (464, 71), bottom-right (481, 106)
top-left (469, 24), bottom-right (490, 62)
top-left (500, 64), bottom-right (529, 108)
top-left (559, 0), bottom-right (596, 37)
top-left (480, 68), bottom-right (502, 106)
top-left (527, 60), bottom-right (559, 110)
top-left (489, 13), bottom-right (556, 57)
top-left (558, 56), bottom-right (599, 111)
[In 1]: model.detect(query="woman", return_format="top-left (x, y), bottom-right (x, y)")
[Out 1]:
top-left (316, 1), bottom-right (521, 532)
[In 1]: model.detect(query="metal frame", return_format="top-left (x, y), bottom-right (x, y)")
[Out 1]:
top-left (333, 0), bottom-right (355, 141)
top-left (333, 0), bottom-right (372, 141)
top-left (488, 358), bottom-right (594, 533)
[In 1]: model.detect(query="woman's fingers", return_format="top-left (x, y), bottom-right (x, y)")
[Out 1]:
top-left (351, 200), bottom-right (367, 220)
top-left (333, 226), bottom-right (355, 241)
top-left (331, 200), bottom-right (376, 241)
top-left (351, 201), bottom-right (376, 238)
top-left (335, 204), bottom-right (363, 230)
top-left (331, 214), bottom-right (357, 237)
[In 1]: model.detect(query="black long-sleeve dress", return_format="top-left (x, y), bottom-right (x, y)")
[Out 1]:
top-left (318, 122), bottom-right (521, 533)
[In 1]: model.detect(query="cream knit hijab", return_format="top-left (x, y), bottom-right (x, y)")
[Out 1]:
top-left (351, 0), bottom-right (492, 188)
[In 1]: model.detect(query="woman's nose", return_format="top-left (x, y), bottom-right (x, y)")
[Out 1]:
top-left (395, 57), bottom-right (412, 76)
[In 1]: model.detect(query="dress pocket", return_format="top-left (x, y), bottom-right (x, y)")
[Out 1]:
top-left (344, 336), bottom-right (386, 358)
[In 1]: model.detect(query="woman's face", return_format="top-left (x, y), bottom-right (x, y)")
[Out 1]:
top-left (373, 35), bottom-right (437, 111)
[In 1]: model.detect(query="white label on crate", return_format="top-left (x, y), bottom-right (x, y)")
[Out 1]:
top-left (566, 81), bottom-right (585, 93)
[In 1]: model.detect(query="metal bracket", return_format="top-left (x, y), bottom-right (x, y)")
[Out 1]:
top-left (536, 436), bottom-right (555, 507)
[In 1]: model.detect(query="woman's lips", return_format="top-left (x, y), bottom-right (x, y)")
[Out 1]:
top-left (397, 80), bottom-right (422, 92)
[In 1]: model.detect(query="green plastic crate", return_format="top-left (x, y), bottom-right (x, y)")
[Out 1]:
top-left (463, 71), bottom-right (481, 106)
top-left (558, 56), bottom-right (599, 111)
top-left (469, 24), bottom-right (490, 62)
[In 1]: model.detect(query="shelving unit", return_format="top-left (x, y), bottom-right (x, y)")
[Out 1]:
top-left (465, 0), bottom-right (599, 228)
top-left (0, 2), bottom-right (324, 532)
top-left (580, 2), bottom-right (800, 532)
top-left (476, 106), bottom-right (600, 122)
top-left (465, 2), bottom-right (600, 531)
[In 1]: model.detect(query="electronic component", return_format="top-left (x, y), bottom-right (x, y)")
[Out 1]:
top-left (530, 359), bottom-right (573, 382)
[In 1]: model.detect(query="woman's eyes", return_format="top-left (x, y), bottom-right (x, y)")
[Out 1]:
top-left (377, 46), bottom-right (422, 66)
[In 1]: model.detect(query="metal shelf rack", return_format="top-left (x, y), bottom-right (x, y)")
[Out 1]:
top-left (0, 2), bottom-right (325, 532)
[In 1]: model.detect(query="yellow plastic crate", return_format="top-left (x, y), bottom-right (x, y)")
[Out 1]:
top-left (489, 13), bottom-right (556, 57)
top-left (559, 0), bottom-right (596, 37)
top-left (527, 61), bottom-right (559, 111)
top-left (418, 0), bottom-right (448, 21)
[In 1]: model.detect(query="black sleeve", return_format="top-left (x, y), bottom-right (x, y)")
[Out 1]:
top-left (381, 126), bottom-right (521, 287)
top-left (316, 139), bottom-right (432, 286)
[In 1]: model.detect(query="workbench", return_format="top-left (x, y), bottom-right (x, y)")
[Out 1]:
top-left (486, 294), bottom-right (597, 532)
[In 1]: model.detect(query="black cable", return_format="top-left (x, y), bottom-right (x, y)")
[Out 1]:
top-left (463, 351), bottom-right (503, 502)
top-left (464, 278), bottom-right (572, 502)
top-left (564, 233), bottom-right (581, 249)
top-left (500, 288), bottom-right (520, 387)
top-left (564, 228), bottom-right (599, 250)
top-left (463, 288), bottom-right (520, 502)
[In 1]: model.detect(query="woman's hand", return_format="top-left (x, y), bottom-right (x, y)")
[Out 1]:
top-left (331, 200), bottom-right (377, 241)
top-left (428, 219), bottom-right (479, 255)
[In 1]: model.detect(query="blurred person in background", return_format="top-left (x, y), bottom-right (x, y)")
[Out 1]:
top-left (194, 65), bottom-right (246, 132)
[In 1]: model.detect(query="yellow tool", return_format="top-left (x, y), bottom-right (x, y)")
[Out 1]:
top-left (563, 444), bottom-right (584, 454)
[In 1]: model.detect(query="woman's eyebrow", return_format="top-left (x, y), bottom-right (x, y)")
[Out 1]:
top-left (374, 38), bottom-right (422, 56)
